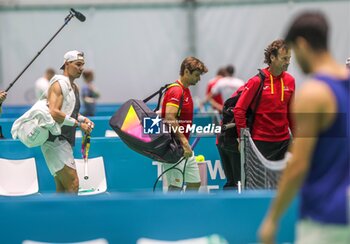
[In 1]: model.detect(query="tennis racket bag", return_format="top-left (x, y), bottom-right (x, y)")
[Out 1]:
top-left (109, 83), bottom-right (184, 164)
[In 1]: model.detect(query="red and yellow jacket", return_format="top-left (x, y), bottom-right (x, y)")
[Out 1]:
top-left (234, 67), bottom-right (295, 141)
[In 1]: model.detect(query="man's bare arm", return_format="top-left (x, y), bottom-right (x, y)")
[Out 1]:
top-left (47, 82), bottom-right (66, 123)
top-left (259, 80), bottom-right (336, 243)
top-left (165, 104), bottom-right (192, 158)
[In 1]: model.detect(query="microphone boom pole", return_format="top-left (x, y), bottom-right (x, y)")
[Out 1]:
top-left (5, 9), bottom-right (84, 92)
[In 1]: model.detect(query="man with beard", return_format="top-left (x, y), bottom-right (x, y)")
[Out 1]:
top-left (161, 56), bottom-right (208, 191)
top-left (233, 39), bottom-right (295, 188)
top-left (41, 50), bottom-right (94, 193)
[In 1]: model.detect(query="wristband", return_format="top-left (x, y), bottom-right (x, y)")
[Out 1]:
top-left (62, 115), bottom-right (77, 127)
top-left (78, 115), bottom-right (86, 122)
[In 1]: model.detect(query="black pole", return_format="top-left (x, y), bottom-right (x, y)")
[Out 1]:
top-left (5, 12), bottom-right (75, 92)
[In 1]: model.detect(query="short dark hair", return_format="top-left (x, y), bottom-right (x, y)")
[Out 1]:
top-left (285, 11), bottom-right (328, 51)
top-left (180, 56), bottom-right (208, 76)
top-left (82, 70), bottom-right (94, 80)
top-left (46, 68), bottom-right (55, 77)
top-left (217, 67), bottom-right (228, 77)
top-left (264, 39), bottom-right (289, 65)
top-left (226, 64), bottom-right (235, 76)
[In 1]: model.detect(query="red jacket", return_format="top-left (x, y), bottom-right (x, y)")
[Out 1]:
top-left (233, 68), bottom-right (295, 141)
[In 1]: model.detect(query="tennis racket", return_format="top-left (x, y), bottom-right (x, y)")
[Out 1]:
top-left (81, 133), bottom-right (91, 180)
top-left (153, 136), bottom-right (201, 192)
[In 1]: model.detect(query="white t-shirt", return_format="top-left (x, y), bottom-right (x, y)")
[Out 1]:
top-left (211, 77), bottom-right (245, 101)
top-left (35, 77), bottom-right (49, 99)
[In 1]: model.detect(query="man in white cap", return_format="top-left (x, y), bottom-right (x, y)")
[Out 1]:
top-left (41, 50), bottom-right (94, 193)
top-left (346, 57), bottom-right (350, 69)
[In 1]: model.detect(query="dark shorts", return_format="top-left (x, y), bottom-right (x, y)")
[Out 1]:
top-left (253, 139), bottom-right (290, 161)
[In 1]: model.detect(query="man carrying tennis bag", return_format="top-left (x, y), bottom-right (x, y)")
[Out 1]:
top-left (110, 56), bottom-right (208, 191)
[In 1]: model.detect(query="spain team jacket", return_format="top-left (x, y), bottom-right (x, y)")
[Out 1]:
top-left (233, 67), bottom-right (295, 142)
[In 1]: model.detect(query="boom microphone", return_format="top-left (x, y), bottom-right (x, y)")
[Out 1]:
top-left (4, 9), bottom-right (84, 92)
top-left (71, 8), bottom-right (86, 22)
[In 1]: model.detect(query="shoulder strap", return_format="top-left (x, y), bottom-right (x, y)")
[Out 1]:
top-left (143, 83), bottom-right (170, 104)
top-left (247, 69), bottom-right (266, 128)
top-left (143, 82), bottom-right (184, 118)
top-left (251, 69), bottom-right (266, 112)
top-left (175, 85), bottom-right (184, 119)
top-left (162, 83), bottom-right (184, 119)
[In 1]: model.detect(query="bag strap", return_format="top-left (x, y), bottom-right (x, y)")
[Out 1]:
top-left (162, 83), bottom-right (184, 119)
top-left (248, 69), bottom-right (266, 128)
top-left (143, 83), bottom-right (169, 104)
top-left (176, 86), bottom-right (184, 119)
top-left (143, 82), bottom-right (184, 118)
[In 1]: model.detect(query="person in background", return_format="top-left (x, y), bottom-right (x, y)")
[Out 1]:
top-left (210, 64), bottom-right (245, 106)
top-left (161, 56), bottom-right (208, 191)
top-left (0, 90), bottom-right (7, 115)
top-left (259, 12), bottom-right (350, 244)
top-left (35, 68), bottom-right (55, 99)
top-left (81, 69), bottom-right (100, 116)
top-left (202, 67), bottom-right (227, 112)
top-left (0, 90), bottom-right (7, 138)
top-left (346, 56), bottom-right (350, 69)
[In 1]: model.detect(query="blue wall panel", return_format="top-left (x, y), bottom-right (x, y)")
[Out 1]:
top-left (0, 136), bottom-right (297, 244)
top-left (0, 136), bottom-right (224, 192)
top-left (0, 192), bottom-right (297, 244)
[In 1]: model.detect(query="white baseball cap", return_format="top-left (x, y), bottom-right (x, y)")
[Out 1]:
top-left (60, 50), bottom-right (84, 70)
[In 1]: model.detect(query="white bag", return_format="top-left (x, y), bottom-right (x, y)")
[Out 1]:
top-left (11, 100), bottom-right (61, 148)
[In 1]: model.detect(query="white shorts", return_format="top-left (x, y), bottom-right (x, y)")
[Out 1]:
top-left (296, 219), bottom-right (350, 244)
top-left (162, 155), bottom-right (200, 188)
top-left (41, 138), bottom-right (76, 176)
